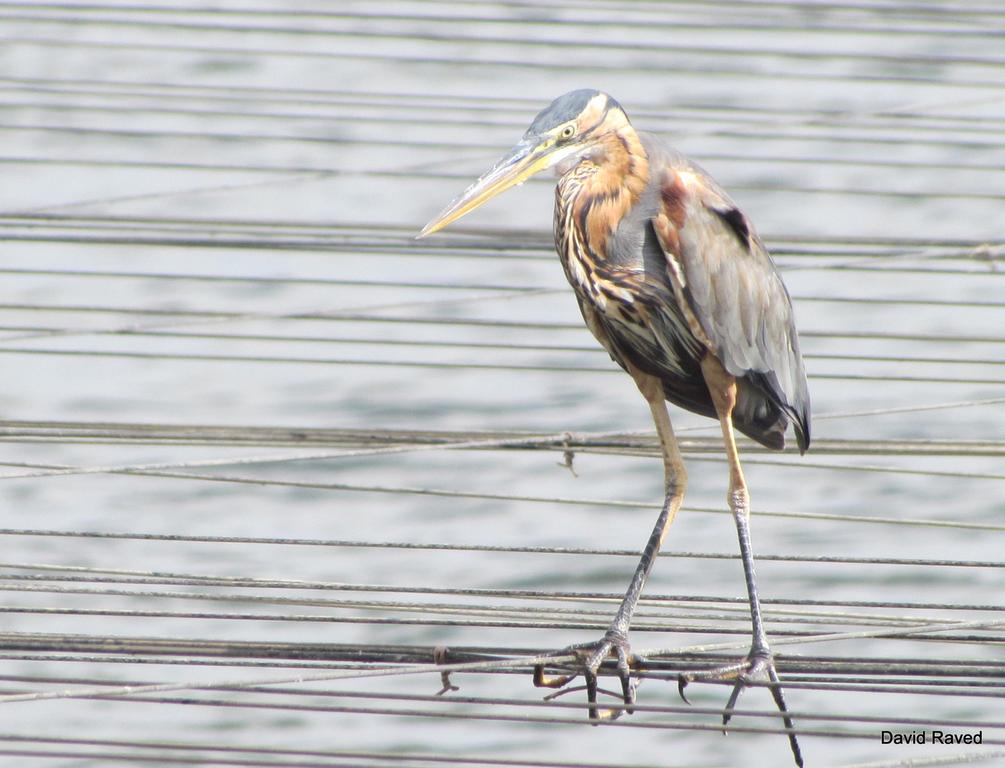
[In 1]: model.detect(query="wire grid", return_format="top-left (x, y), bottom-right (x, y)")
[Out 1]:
top-left (1, 2), bottom-right (1004, 767)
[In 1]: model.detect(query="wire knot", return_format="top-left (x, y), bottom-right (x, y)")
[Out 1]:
top-left (557, 431), bottom-right (578, 477)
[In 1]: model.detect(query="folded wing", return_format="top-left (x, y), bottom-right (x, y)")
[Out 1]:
top-left (651, 162), bottom-right (811, 452)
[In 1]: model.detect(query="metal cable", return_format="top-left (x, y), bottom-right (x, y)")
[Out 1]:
top-left (2, 455), bottom-right (1004, 528)
top-left (0, 348), bottom-right (1001, 387)
top-left (3, 563), bottom-right (1003, 615)
top-left (4, 1), bottom-right (1005, 40)
top-left (0, 678), bottom-right (1002, 746)
top-left (7, 93), bottom-right (1005, 146)
top-left (3, 74), bottom-right (1005, 133)
top-left (8, 119), bottom-right (1005, 174)
top-left (0, 323), bottom-right (1002, 372)
top-left (1, 527), bottom-right (1001, 569)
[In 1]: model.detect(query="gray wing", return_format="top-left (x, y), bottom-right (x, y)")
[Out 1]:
top-left (651, 155), bottom-right (811, 452)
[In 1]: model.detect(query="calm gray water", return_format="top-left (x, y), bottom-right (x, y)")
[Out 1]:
top-left (1, 3), bottom-right (1004, 767)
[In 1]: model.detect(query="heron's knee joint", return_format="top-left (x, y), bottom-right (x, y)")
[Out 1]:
top-left (728, 487), bottom-right (749, 517)
top-left (664, 460), bottom-right (686, 484)
top-left (665, 474), bottom-right (687, 499)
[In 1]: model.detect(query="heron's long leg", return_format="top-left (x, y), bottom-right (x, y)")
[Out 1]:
top-left (703, 362), bottom-right (769, 657)
top-left (695, 356), bottom-right (803, 768)
top-left (610, 366), bottom-right (689, 633)
top-left (535, 365), bottom-right (686, 719)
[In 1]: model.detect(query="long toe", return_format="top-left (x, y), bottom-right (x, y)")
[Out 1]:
top-left (677, 650), bottom-right (803, 768)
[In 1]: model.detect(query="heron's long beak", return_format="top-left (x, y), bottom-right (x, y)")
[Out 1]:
top-left (418, 138), bottom-right (553, 237)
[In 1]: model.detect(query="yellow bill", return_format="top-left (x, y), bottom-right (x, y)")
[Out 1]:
top-left (418, 138), bottom-right (555, 238)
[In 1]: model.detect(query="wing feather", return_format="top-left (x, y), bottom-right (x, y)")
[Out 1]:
top-left (652, 160), bottom-right (811, 451)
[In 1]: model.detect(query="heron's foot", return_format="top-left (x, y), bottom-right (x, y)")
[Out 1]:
top-left (678, 646), bottom-right (803, 768)
top-left (533, 629), bottom-right (638, 722)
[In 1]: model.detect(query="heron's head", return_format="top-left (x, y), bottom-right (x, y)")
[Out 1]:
top-left (419, 90), bottom-right (629, 236)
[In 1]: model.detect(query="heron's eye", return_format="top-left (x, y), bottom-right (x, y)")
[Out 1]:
top-left (558, 124), bottom-right (576, 141)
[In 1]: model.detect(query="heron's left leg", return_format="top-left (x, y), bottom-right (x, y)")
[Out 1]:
top-left (534, 365), bottom-right (686, 720)
top-left (678, 356), bottom-right (803, 767)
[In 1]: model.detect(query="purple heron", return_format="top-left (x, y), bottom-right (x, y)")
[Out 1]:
top-left (420, 90), bottom-right (810, 766)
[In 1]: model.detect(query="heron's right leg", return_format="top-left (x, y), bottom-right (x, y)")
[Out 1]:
top-left (534, 367), bottom-right (687, 720)
top-left (675, 356), bottom-right (803, 767)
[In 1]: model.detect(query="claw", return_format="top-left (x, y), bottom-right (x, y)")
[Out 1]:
top-left (533, 664), bottom-right (576, 690)
top-left (722, 677), bottom-right (744, 730)
top-left (533, 631), bottom-right (637, 722)
top-left (768, 664), bottom-right (804, 768)
top-left (541, 684), bottom-right (588, 701)
top-left (585, 668), bottom-right (600, 721)
top-left (613, 643), bottom-right (636, 714)
top-left (677, 674), bottom-right (691, 704)
top-left (722, 653), bottom-right (768, 729)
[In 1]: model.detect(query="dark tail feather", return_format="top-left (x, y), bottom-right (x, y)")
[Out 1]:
top-left (734, 372), bottom-right (810, 454)
top-left (658, 371), bottom-right (810, 454)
